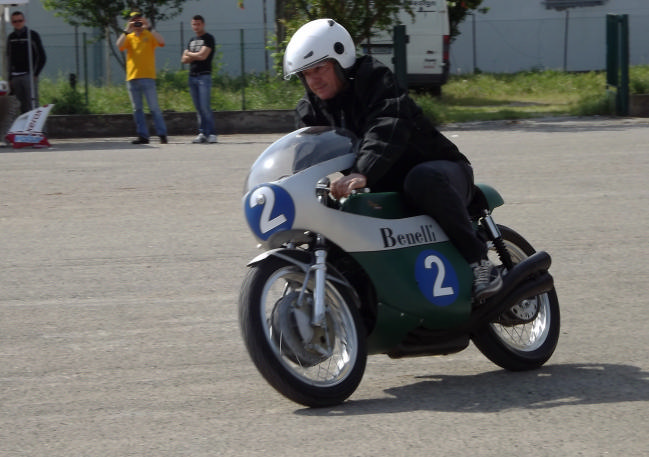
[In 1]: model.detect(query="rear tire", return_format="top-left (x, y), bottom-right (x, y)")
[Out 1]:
top-left (239, 256), bottom-right (367, 407)
top-left (471, 226), bottom-right (560, 371)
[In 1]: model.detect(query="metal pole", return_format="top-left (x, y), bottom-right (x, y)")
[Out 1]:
top-left (240, 29), bottom-right (246, 110)
top-left (105, 26), bottom-right (111, 85)
top-left (83, 32), bottom-right (89, 106)
top-left (180, 21), bottom-right (184, 70)
top-left (393, 25), bottom-right (408, 91)
top-left (563, 8), bottom-right (570, 71)
top-left (21, 2), bottom-right (37, 110)
top-left (606, 14), bottom-right (618, 88)
top-left (75, 25), bottom-right (79, 78)
top-left (1, 7), bottom-right (7, 81)
top-left (563, 9), bottom-right (569, 71)
top-left (472, 13), bottom-right (477, 73)
top-left (262, 0), bottom-right (269, 73)
top-left (26, 25), bottom-right (36, 109)
top-left (619, 14), bottom-right (629, 116)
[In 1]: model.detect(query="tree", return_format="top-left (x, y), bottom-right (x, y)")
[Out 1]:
top-left (240, 0), bottom-right (487, 44)
top-left (447, 1), bottom-right (488, 40)
top-left (242, 0), bottom-right (411, 75)
top-left (241, 0), bottom-right (408, 46)
top-left (286, 1), bottom-right (411, 45)
top-left (42, 0), bottom-right (194, 69)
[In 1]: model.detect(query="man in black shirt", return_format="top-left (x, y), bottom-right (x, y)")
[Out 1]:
top-left (7, 11), bottom-right (47, 113)
top-left (181, 15), bottom-right (217, 144)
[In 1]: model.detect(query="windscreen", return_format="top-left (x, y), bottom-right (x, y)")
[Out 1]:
top-left (244, 127), bottom-right (358, 193)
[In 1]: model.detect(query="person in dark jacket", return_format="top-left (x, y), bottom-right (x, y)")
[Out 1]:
top-left (284, 19), bottom-right (502, 302)
top-left (7, 11), bottom-right (47, 113)
top-left (181, 15), bottom-right (217, 144)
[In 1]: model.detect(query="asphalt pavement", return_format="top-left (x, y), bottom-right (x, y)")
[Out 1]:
top-left (2, 117), bottom-right (649, 456)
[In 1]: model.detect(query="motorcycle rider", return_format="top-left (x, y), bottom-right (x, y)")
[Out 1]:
top-left (283, 19), bottom-right (502, 302)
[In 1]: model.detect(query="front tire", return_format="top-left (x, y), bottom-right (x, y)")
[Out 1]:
top-left (472, 226), bottom-right (560, 371)
top-left (239, 256), bottom-right (367, 407)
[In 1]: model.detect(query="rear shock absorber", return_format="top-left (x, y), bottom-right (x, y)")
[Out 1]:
top-left (480, 210), bottom-right (514, 271)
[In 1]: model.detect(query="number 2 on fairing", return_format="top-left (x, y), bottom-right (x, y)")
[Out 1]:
top-left (246, 184), bottom-right (295, 241)
top-left (415, 250), bottom-right (459, 306)
top-left (249, 186), bottom-right (286, 234)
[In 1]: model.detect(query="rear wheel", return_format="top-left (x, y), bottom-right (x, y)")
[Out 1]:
top-left (239, 256), bottom-right (367, 407)
top-left (472, 226), bottom-right (560, 371)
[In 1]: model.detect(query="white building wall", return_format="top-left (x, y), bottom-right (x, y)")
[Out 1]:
top-left (6, 0), bottom-right (649, 82)
top-left (2, 0), bottom-right (274, 83)
top-left (449, 0), bottom-right (649, 74)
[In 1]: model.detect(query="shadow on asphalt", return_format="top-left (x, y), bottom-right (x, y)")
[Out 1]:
top-left (295, 363), bottom-right (649, 415)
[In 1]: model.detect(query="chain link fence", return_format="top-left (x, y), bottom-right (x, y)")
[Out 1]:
top-left (37, 23), bottom-right (273, 86)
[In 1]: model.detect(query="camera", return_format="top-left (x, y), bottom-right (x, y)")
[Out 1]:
top-left (133, 21), bottom-right (143, 27)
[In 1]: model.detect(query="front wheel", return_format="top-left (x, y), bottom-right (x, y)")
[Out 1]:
top-left (239, 256), bottom-right (367, 407)
top-left (471, 225), bottom-right (560, 371)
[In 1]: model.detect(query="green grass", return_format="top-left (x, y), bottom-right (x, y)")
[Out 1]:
top-left (40, 71), bottom-right (308, 115)
top-left (39, 65), bottom-right (649, 124)
top-left (415, 69), bottom-right (614, 124)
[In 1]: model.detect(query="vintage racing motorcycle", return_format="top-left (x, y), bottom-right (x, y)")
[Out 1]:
top-left (239, 127), bottom-right (560, 407)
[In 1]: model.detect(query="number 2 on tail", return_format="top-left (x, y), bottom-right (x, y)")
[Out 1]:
top-left (424, 254), bottom-right (454, 297)
top-left (415, 250), bottom-right (459, 306)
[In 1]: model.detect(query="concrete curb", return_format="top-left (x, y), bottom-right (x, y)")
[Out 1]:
top-left (46, 109), bottom-right (296, 138)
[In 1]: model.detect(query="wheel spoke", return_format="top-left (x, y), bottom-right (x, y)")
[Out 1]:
top-left (261, 265), bottom-right (358, 386)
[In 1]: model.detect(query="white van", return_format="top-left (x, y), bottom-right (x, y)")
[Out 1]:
top-left (362, 0), bottom-right (450, 93)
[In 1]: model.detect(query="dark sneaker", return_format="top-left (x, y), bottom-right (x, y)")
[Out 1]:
top-left (160, 135), bottom-right (168, 144)
top-left (131, 137), bottom-right (149, 144)
top-left (471, 259), bottom-right (503, 302)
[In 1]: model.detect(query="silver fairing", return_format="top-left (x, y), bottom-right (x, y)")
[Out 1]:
top-left (243, 127), bottom-right (448, 253)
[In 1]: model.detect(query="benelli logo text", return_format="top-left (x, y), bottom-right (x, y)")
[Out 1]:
top-left (380, 225), bottom-right (437, 248)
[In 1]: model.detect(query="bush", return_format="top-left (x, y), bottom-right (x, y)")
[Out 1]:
top-left (629, 66), bottom-right (649, 94)
top-left (50, 85), bottom-right (90, 115)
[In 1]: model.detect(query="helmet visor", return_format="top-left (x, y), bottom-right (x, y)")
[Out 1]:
top-left (284, 58), bottom-right (333, 80)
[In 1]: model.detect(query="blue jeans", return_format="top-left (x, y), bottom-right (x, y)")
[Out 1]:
top-left (126, 78), bottom-right (167, 138)
top-left (188, 74), bottom-right (215, 136)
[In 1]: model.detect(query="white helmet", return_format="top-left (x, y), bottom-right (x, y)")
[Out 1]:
top-left (283, 19), bottom-right (356, 80)
top-left (0, 80), bottom-right (8, 96)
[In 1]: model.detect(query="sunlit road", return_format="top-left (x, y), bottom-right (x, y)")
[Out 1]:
top-left (2, 117), bottom-right (649, 456)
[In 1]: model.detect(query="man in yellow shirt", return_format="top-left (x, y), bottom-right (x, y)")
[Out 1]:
top-left (117, 12), bottom-right (168, 144)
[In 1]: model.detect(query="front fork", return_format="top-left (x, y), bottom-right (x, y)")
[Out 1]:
top-left (310, 234), bottom-right (328, 326)
top-left (480, 210), bottom-right (514, 271)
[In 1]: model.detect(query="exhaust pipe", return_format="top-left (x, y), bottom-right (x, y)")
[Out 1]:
top-left (490, 251), bottom-right (551, 301)
top-left (479, 271), bottom-right (554, 325)
top-left (472, 250), bottom-right (554, 325)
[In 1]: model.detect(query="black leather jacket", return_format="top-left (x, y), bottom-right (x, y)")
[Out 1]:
top-left (295, 55), bottom-right (469, 192)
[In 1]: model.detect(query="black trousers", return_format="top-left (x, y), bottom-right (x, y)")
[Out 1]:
top-left (10, 74), bottom-right (38, 114)
top-left (403, 160), bottom-right (486, 264)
